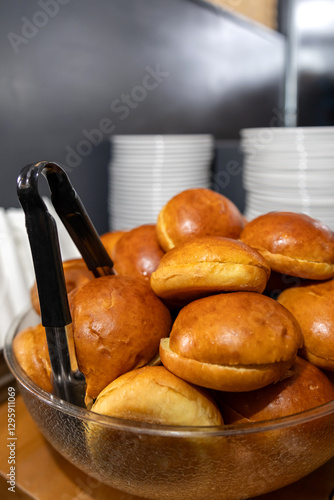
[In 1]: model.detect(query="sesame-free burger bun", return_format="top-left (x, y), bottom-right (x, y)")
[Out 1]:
top-left (31, 258), bottom-right (94, 315)
top-left (240, 212), bottom-right (334, 280)
top-left (13, 323), bottom-right (52, 393)
top-left (277, 279), bottom-right (334, 370)
top-left (160, 292), bottom-right (303, 392)
top-left (92, 366), bottom-right (223, 426)
top-left (217, 357), bottom-right (334, 424)
top-left (69, 275), bottom-right (172, 400)
top-left (112, 224), bottom-right (164, 281)
top-left (100, 230), bottom-right (127, 259)
top-left (150, 236), bottom-right (270, 306)
top-left (156, 188), bottom-right (244, 251)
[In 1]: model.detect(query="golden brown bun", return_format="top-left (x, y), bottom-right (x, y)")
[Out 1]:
top-left (160, 292), bottom-right (303, 392)
top-left (277, 279), bottom-right (334, 370)
top-left (31, 258), bottom-right (95, 315)
top-left (69, 275), bottom-right (172, 400)
top-left (150, 236), bottom-right (271, 306)
top-left (100, 230), bottom-right (127, 259)
top-left (113, 224), bottom-right (165, 281)
top-left (216, 357), bottom-right (334, 423)
top-left (240, 212), bottom-right (334, 280)
top-left (156, 188), bottom-right (244, 252)
top-left (13, 324), bottom-right (52, 393)
top-left (92, 366), bottom-right (223, 426)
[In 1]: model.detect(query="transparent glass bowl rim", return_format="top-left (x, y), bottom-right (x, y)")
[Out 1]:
top-left (4, 309), bottom-right (334, 439)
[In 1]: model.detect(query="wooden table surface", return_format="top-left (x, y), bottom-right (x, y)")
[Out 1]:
top-left (0, 392), bottom-right (334, 500)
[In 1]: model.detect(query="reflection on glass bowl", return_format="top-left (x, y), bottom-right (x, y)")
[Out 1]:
top-left (4, 309), bottom-right (334, 500)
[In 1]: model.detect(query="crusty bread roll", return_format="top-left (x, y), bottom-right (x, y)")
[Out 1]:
top-left (160, 292), bottom-right (303, 392)
top-left (31, 258), bottom-right (95, 315)
top-left (112, 224), bottom-right (164, 281)
top-left (216, 357), bottom-right (334, 423)
top-left (240, 212), bottom-right (334, 280)
top-left (13, 323), bottom-right (52, 393)
top-left (150, 236), bottom-right (271, 306)
top-left (277, 279), bottom-right (334, 370)
top-left (156, 188), bottom-right (244, 252)
top-left (100, 230), bottom-right (127, 259)
top-left (91, 366), bottom-right (223, 426)
top-left (68, 275), bottom-right (172, 400)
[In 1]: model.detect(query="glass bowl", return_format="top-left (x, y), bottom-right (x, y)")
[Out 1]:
top-left (5, 309), bottom-right (334, 500)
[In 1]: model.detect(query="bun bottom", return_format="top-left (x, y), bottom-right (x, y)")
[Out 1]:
top-left (299, 347), bottom-right (334, 371)
top-left (258, 249), bottom-right (334, 280)
top-left (159, 338), bottom-right (291, 392)
top-left (151, 262), bottom-right (268, 305)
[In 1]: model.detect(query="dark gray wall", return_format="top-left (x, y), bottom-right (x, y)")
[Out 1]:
top-left (0, 0), bottom-right (285, 232)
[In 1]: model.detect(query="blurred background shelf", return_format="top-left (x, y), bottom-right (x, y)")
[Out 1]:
top-left (0, 0), bottom-right (286, 233)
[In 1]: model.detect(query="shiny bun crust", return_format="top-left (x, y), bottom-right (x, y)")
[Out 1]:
top-left (217, 357), bottom-right (334, 423)
top-left (69, 275), bottom-right (172, 400)
top-left (31, 258), bottom-right (94, 315)
top-left (100, 230), bottom-right (127, 259)
top-left (112, 224), bottom-right (165, 281)
top-left (240, 212), bottom-right (334, 280)
top-left (150, 236), bottom-right (271, 306)
top-left (156, 188), bottom-right (244, 252)
top-left (13, 323), bottom-right (52, 392)
top-left (160, 292), bottom-right (303, 392)
top-left (277, 279), bottom-right (334, 370)
top-left (92, 366), bottom-right (223, 426)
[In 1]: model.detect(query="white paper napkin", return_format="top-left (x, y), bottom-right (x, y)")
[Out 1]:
top-left (0, 198), bottom-right (81, 348)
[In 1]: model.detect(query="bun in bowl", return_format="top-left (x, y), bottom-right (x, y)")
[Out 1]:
top-left (112, 224), bottom-right (164, 281)
top-left (92, 366), bottom-right (223, 426)
top-left (31, 258), bottom-right (94, 315)
top-left (13, 323), bottom-right (52, 392)
top-left (160, 292), bottom-right (303, 392)
top-left (100, 230), bottom-right (127, 258)
top-left (69, 275), bottom-right (172, 400)
top-left (150, 236), bottom-right (270, 306)
top-left (240, 212), bottom-right (334, 280)
top-left (216, 357), bottom-right (334, 423)
top-left (156, 188), bottom-right (244, 252)
top-left (277, 279), bottom-right (334, 370)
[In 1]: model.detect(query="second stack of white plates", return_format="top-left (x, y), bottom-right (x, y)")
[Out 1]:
top-left (240, 126), bottom-right (334, 229)
top-left (108, 135), bottom-right (214, 230)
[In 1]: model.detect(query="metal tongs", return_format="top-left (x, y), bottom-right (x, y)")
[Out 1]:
top-left (17, 161), bottom-right (114, 407)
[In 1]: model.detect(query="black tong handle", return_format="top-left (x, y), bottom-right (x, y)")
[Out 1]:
top-left (17, 161), bottom-right (114, 406)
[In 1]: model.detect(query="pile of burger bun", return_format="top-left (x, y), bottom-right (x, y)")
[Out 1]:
top-left (14, 188), bottom-right (334, 427)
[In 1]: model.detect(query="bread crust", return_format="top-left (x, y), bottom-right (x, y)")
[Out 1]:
top-left (150, 236), bottom-right (270, 305)
top-left (92, 365), bottom-right (223, 426)
top-left (13, 324), bottom-right (52, 392)
top-left (240, 212), bottom-right (334, 280)
top-left (160, 338), bottom-right (291, 392)
top-left (160, 292), bottom-right (303, 391)
top-left (69, 275), bottom-right (172, 400)
top-left (278, 279), bottom-right (334, 369)
top-left (156, 188), bottom-right (244, 252)
top-left (112, 224), bottom-right (164, 281)
top-left (217, 357), bottom-right (334, 423)
top-left (100, 230), bottom-right (127, 259)
top-left (31, 258), bottom-right (94, 315)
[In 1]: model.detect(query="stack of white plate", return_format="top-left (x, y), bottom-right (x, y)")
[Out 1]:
top-left (108, 135), bottom-right (214, 230)
top-left (241, 126), bottom-right (334, 229)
